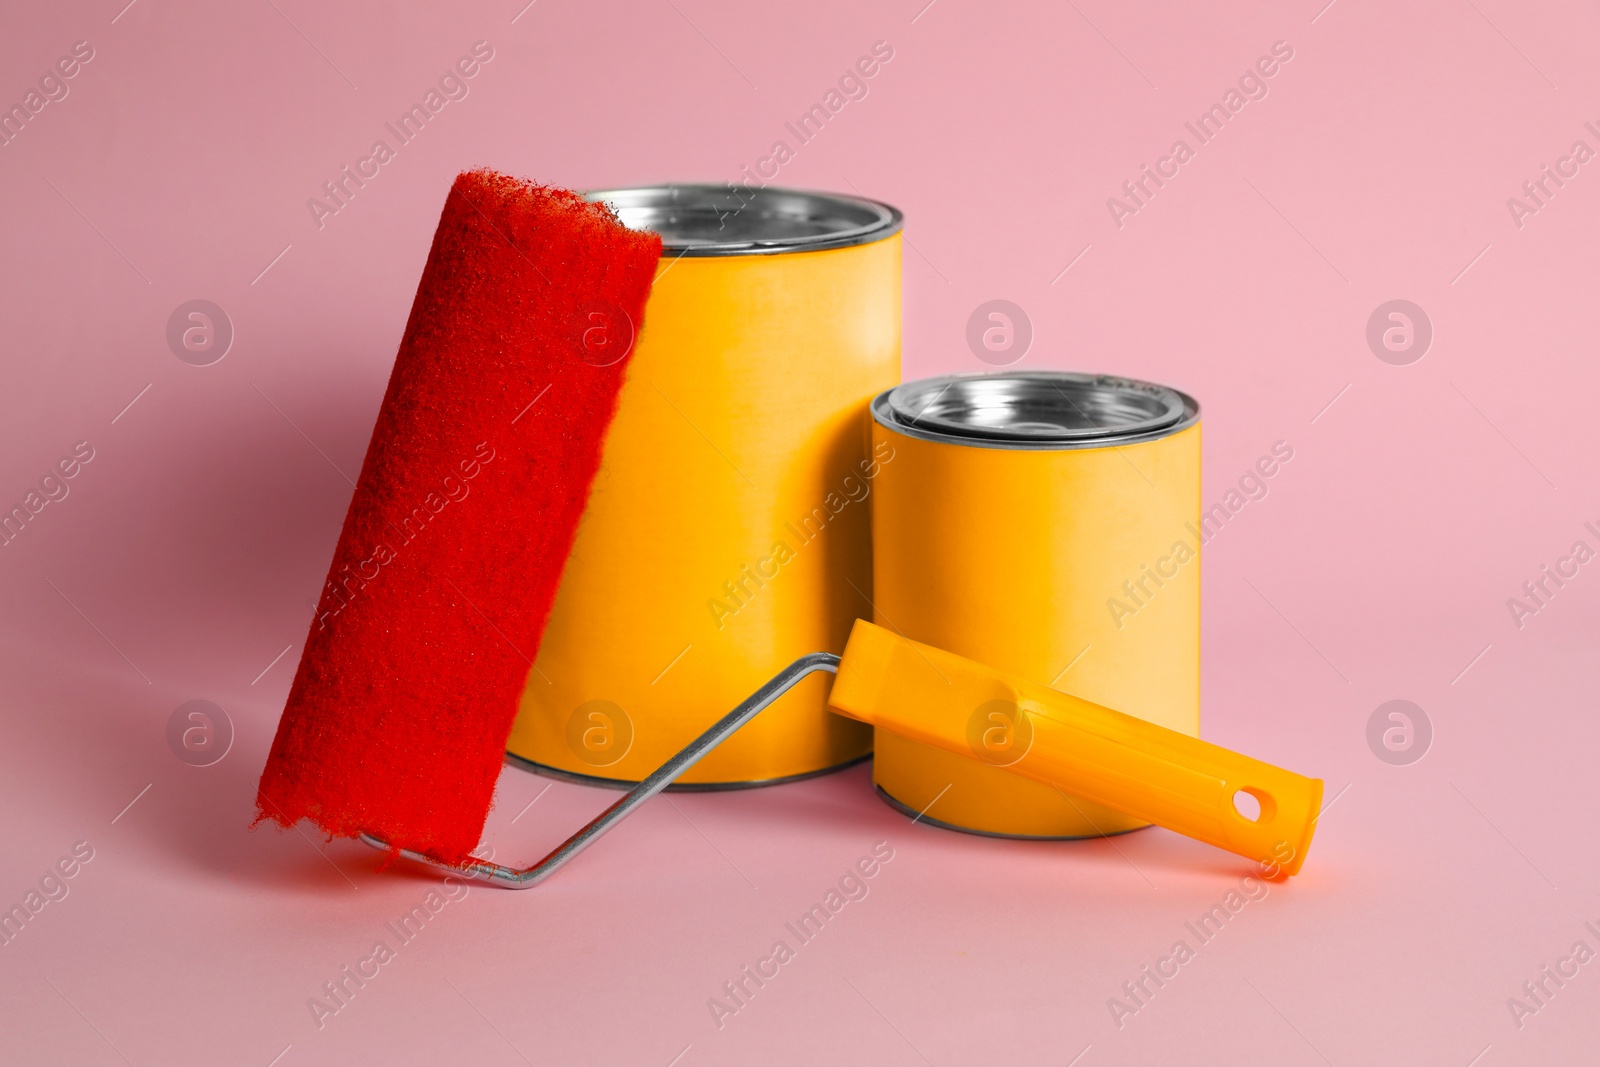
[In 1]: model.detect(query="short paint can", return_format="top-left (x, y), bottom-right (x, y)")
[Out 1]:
top-left (868, 371), bottom-right (1201, 836)
top-left (507, 185), bottom-right (903, 788)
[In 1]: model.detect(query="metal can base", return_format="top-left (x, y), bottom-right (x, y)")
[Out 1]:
top-left (874, 784), bottom-right (1153, 841)
top-left (505, 750), bottom-right (871, 793)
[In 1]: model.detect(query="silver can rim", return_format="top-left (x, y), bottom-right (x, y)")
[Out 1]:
top-left (584, 184), bottom-right (903, 256)
top-left (872, 371), bottom-right (1200, 451)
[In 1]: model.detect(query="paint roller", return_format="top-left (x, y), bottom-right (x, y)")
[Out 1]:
top-left (255, 168), bottom-right (1321, 886)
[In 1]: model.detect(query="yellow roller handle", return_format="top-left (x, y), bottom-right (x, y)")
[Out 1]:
top-left (829, 621), bottom-right (1322, 875)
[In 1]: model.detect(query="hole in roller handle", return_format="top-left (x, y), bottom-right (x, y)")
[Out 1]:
top-left (362, 652), bottom-right (842, 888)
top-left (1230, 787), bottom-right (1278, 825)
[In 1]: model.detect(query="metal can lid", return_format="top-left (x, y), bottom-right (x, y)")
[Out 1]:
top-left (874, 371), bottom-right (1199, 450)
top-left (584, 185), bottom-right (903, 257)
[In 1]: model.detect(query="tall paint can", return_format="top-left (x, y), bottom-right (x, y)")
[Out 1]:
top-left (869, 371), bottom-right (1201, 836)
top-left (507, 186), bottom-right (903, 787)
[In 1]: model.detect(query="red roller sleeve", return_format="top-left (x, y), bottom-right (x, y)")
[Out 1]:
top-left (255, 169), bottom-right (662, 865)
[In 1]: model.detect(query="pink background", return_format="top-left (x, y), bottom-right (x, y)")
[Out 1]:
top-left (2, 0), bottom-right (1597, 1063)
